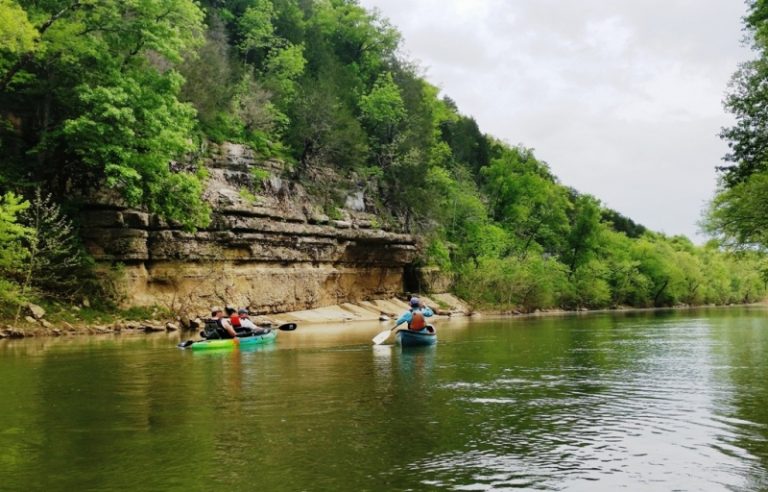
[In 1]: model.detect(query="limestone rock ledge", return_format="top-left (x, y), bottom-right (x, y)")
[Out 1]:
top-left (80, 143), bottom-right (418, 314)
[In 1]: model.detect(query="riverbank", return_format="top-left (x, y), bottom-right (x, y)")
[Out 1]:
top-left (1, 295), bottom-right (764, 340)
top-left (0, 293), bottom-right (473, 339)
top-left (0, 293), bottom-right (767, 340)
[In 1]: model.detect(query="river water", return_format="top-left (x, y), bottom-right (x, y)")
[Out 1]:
top-left (1, 307), bottom-right (768, 491)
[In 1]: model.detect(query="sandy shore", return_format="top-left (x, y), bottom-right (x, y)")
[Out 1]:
top-left (2, 296), bottom-right (764, 339)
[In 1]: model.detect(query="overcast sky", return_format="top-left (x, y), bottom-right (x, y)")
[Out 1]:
top-left (359, 0), bottom-right (753, 241)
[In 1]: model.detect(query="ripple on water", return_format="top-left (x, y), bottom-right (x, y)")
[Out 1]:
top-left (426, 345), bottom-right (767, 489)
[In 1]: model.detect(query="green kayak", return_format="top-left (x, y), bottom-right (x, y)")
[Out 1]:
top-left (187, 329), bottom-right (277, 350)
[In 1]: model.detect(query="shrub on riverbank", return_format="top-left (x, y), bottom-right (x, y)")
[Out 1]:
top-left (0, 191), bottom-right (104, 315)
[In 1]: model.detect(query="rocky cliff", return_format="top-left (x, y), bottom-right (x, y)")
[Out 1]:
top-left (79, 143), bottom-right (418, 315)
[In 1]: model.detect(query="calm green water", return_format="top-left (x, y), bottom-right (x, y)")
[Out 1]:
top-left (2, 308), bottom-right (768, 491)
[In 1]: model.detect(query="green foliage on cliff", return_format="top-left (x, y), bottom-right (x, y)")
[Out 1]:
top-left (0, 0), bottom-right (209, 229)
top-left (0, 0), bottom-right (764, 311)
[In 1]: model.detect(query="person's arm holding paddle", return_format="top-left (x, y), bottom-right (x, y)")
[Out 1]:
top-left (393, 310), bottom-right (411, 331)
top-left (419, 300), bottom-right (434, 318)
top-left (373, 306), bottom-right (412, 345)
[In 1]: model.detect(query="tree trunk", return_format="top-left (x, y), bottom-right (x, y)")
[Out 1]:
top-left (654, 279), bottom-right (670, 306)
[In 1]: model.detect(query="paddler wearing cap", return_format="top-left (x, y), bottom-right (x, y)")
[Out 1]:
top-left (394, 297), bottom-right (434, 332)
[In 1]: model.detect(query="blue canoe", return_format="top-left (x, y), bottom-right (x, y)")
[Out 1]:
top-left (396, 325), bottom-right (437, 347)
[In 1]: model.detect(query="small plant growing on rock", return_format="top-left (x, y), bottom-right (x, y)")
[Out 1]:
top-left (250, 167), bottom-right (271, 182)
top-left (325, 204), bottom-right (342, 221)
top-left (239, 188), bottom-right (261, 205)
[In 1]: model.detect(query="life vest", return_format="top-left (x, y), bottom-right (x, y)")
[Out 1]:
top-left (409, 309), bottom-right (427, 331)
top-left (204, 318), bottom-right (229, 339)
top-left (230, 314), bottom-right (241, 328)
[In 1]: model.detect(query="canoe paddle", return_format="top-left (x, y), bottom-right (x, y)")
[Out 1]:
top-left (372, 324), bottom-right (399, 345)
top-left (275, 322), bottom-right (297, 331)
top-left (177, 322), bottom-right (297, 349)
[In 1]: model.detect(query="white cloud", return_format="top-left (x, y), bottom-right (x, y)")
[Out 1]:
top-left (361, 0), bottom-right (753, 240)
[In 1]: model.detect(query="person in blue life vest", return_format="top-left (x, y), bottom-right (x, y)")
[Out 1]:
top-left (394, 297), bottom-right (434, 332)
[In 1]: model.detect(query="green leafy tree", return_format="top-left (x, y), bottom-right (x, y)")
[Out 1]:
top-left (705, 172), bottom-right (768, 249)
top-left (562, 194), bottom-right (603, 273)
top-left (483, 147), bottom-right (571, 257)
top-left (238, 0), bottom-right (277, 56)
top-left (564, 260), bottom-right (612, 309)
top-left (311, 0), bottom-right (399, 82)
top-left (236, 0), bottom-right (306, 111)
top-left (287, 72), bottom-right (369, 171)
top-left (21, 190), bottom-right (82, 289)
top-left (630, 237), bottom-right (687, 306)
top-left (179, 16), bottom-right (236, 128)
top-left (17, 189), bottom-right (93, 303)
top-left (264, 42), bottom-right (306, 100)
top-left (457, 255), bottom-right (568, 312)
top-left (0, 192), bottom-right (30, 311)
top-left (440, 113), bottom-right (491, 175)
top-left (708, 1), bottom-right (768, 249)
top-left (601, 208), bottom-right (647, 238)
top-left (359, 71), bottom-right (406, 149)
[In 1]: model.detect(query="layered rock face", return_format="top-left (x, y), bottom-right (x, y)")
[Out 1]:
top-left (80, 143), bottom-right (417, 314)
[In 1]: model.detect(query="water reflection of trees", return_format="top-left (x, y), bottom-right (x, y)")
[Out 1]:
top-left (710, 311), bottom-right (768, 489)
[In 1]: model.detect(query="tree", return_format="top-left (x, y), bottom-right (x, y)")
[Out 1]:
top-left (17, 189), bottom-right (92, 301)
top-left (705, 171), bottom-right (768, 249)
top-left (238, 0), bottom-right (277, 57)
top-left (440, 115), bottom-right (491, 175)
top-left (629, 236), bottom-right (686, 306)
top-left (483, 147), bottom-right (571, 257)
top-left (0, 191), bottom-right (29, 274)
top-left (709, 0), bottom-right (768, 248)
top-left (310, 0), bottom-right (399, 82)
top-left (287, 72), bottom-right (369, 171)
top-left (562, 194), bottom-right (603, 273)
top-left (0, 192), bottom-right (30, 311)
top-left (359, 72), bottom-right (406, 149)
top-left (601, 208), bottom-right (647, 238)
top-left (718, 59), bottom-right (768, 187)
top-left (179, 15), bottom-right (236, 128)
top-left (565, 260), bottom-right (612, 309)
